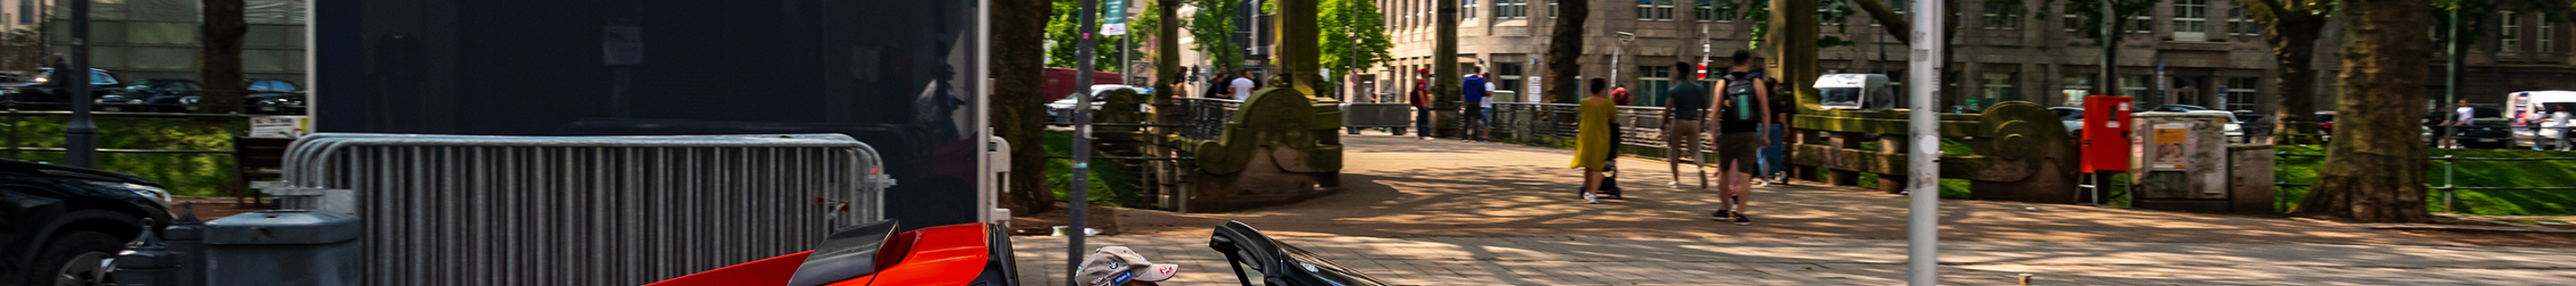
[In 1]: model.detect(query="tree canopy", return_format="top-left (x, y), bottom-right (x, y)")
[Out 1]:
top-left (1320, 0), bottom-right (1393, 77)
top-left (1188, 0), bottom-right (1245, 71)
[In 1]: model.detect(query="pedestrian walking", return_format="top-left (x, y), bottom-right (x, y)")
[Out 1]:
top-left (1711, 51), bottom-right (1772, 225)
top-left (1462, 73), bottom-right (1490, 142)
top-left (1482, 72), bottom-right (1498, 137)
top-left (1411, 69), bottom-right (1436, 139)
top-left (2447, 99), bottom-right (2474, 148)
top-left (2551, 106), bottom-right (2572, 150)
top-left (1207, 67), bottom-right (1232, 99)
top-left (1232, 70), bottom-right (1257, 101)
top-left (1663, 63), bottom-right (1713, 190)
top-left (1611, 85), bottom-right (1632, 105)
top-left (1572, 77), bottom-right (1616, 204)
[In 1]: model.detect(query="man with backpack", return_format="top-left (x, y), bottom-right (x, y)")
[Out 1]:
top-left (1710, 51), bottom-right (1772, 225)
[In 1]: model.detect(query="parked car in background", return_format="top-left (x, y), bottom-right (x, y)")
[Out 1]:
top-left (2314, 111), bottom-right (2337, 139)
top-left (1046, 85), bottom-right (1154, 124)
top-left (2183, 110), bottom-right (2245, 138)
top-left (174, 79), bottom-right (307, 114)
top-left (95, 79), bottom-right (200, 112)
top-left (2050, 106), bottom-right (2084, 135)
top-left (0, 68), bottom-right (123, 109)
top-left (0, 160), bottom-right (176, 286)
top-left (2449, 106), bottom-right (2515, 148)
top-left (242, 79), bottom-right (306, 114)
top-left (2147, 104), bottom-right (2215, 113)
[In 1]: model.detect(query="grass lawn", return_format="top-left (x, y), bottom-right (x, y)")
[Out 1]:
top-left (2275, 145), bottom-right (2576, 215)
top-left (4, 115), bottom-right (243, 197)
top-left (1042, 130), bottom-right (1142, 207)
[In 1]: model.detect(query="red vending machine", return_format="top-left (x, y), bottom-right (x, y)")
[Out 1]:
top-left (2082, 96), bottom-right (2134, 172)
top-left (2080, 96), bottom-right (2133, 205)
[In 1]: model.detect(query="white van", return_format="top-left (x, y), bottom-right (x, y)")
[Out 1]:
top-left (2508, 90), bottom-right (2576, 149)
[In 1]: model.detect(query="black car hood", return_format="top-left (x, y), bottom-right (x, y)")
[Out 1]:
top-left (0, 159), bottom-right (156, 184)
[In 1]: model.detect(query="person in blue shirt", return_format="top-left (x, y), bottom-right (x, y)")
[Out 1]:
top-left (1461, 73), bottom-right (1489, 142)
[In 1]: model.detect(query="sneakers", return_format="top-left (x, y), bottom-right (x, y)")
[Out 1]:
top-left (1710, 209), bottom-right (1733, 221)
top-left (1667, 181), bottom-right (1681, 188)
top-left (1583, 192), bottom-right (1599, 204)
top-left (1733, 213), bottom-right (1753, 225)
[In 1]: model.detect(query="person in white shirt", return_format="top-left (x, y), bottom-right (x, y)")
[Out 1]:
top-left (2552, 106), bottom-right (2573, 150)
top-left (1481, 73), bottom-right (1498, 130)
top-left (2448, 99), bottom-right (2474, 148)
top-left (1231, 71), bottom-right (1256, 101)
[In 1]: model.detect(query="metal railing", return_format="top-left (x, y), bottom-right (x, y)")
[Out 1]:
top-left (273, 133), bottom-right (892, 285)
top-left (1487, 102), bottom-right (1714, 160)
top-left (2275, 152), bottom-right (2576, 214)
top-left (1169, 97), bottom-right (1241, 140)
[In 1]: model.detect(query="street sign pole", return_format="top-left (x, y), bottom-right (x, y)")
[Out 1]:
top-left (66, 0), bottom-right (97, 168)
top-left (1069, 0), bottom-right (1098, 284)
top-left (1904, 0), bottom-right (1945, 284)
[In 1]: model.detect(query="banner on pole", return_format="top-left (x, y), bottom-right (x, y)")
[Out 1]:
top-left (1103, 0), bottom-right (1128, 36)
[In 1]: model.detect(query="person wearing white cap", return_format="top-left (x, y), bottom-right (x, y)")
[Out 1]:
top-left (1075, 246), bottom-right (1181, 286)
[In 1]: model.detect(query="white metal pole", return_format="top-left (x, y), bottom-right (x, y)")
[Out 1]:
top-left (1904, 0), bottom-right (1944, 284)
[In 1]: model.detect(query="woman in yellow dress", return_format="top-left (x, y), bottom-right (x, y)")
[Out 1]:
top-left (1572, 77), bottom-right (1614, 204)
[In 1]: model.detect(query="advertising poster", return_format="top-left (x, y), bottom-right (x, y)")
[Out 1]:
top-left (2149, 122), bottom-right (2188, 171)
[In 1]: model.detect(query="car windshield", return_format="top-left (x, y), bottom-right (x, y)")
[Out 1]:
top-left (249, 80), bottom-right (299, 92)
top-left (1267, 238), bottom-right (1393, 286)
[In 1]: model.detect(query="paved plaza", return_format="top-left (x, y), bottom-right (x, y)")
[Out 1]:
top-left (1016, 131), bottom-right (2576, 285)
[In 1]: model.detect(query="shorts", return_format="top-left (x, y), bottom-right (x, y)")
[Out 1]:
top-left (1716, 131), bottom-right (1761, 175)
top-left (1667, 120), bottom-right (1705, 162)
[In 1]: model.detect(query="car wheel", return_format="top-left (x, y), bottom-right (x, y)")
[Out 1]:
top-left (26, 231), bottom-right (122, 286)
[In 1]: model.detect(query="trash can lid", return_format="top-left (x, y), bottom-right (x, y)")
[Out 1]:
top-left (205, 210), bottom-right (360, 245)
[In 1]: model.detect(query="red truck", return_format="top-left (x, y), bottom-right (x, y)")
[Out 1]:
top-left (1046, 67), bottom-right (1124, 102)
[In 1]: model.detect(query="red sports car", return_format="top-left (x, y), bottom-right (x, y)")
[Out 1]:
top-left (648, 220), bottom-right (1016, 286)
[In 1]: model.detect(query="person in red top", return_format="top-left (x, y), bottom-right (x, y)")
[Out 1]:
top-left (1610, 85), bottom-right (1633, 106)
top-left (1411, 69), bottom-right (1434, 139)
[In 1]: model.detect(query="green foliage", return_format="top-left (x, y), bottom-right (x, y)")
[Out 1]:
top-left (1041, 130), bottom-right (1141, 206)
top-left (1321, 0), bottom-right (1394, 78)
top-left (1048, 0), bottom-right (1132, 72)
top-left (1188, 0), bottom-right (1245, 71)
top-left (2276, 145), bottom-right (2576, 215)
top-left (5, 116), bottom-right (242, 198)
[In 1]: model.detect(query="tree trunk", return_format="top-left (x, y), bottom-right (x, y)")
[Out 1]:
top-left (2244, 0), bottom-right (2327, 145)
top-left (2300, 0), bottom-right (2430, 223)
top-left (198, 0), bottom-right (248, 116)
top-left (1544, 0), bottom-right (1586, 104)
top-left (1768, 0), bottom-right (1818, 110)
top-left (996, 0), bottom-right (1058, 214)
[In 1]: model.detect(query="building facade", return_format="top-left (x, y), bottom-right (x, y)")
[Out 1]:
top-left (1374, 0), bottom-right (2576, 114)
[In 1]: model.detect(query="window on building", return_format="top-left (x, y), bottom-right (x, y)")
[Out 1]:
top-left (2063, 13), bottom-right (2081, 32)
top-left (2120, 75), bottom-right (2150, 99)
top-left (1979, 72), bottom-right (2016, 110)
top-left (2224, 77), bottom-right (2258, 111)
top-left (1636, 65), bottom-right (1674, 106)
top-left (1639, 0), bottom-right (1674, 21)
top-left (2061, 75), bottom-right (2094, 105)
top-left (2503, 12), bottom-right (2521, 55)
top-left (2173, 0), bottom-right (2208, 41)
top-left (1464, 0), bottom-right (1479, 21)
top-left (17, 0), bottom-right (32, 25)
top-left (1983, 4), bottom-right (2021, 29)
top-left (1498, 63), bottom-right (1525, 100)
top-left (2132, 15), bottom-right (2154, 34)
top-left (1549, 0), bottom-right (1558, 18)
top-left (2544, 20), bottom-right (2555, 53)
top-left (1496, 0), bottom-right (1526, 19)
top-left (2226, 3), bottom-right (2258, 36)
top-left (1699, 0), bottom-right (1735, 22)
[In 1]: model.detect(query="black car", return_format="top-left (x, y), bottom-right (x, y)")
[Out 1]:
top-left (2146, 104), bottom-right (2215, 113)
top-left (0, 160), bottom-right (176, 286)
top-left (95, 79), bottom-right (200, 113)
top-left (0, 68), bottom-right (123, 109)
top-left (1208, 221), bottom-right (1395, 286)
top-left (174, 79), bottom-right (306, 114)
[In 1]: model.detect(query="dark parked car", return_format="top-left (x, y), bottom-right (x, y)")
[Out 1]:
top-left (2445, 106), bottom-right (2516, 148)
top-left (95, 79), bottom-right (200, 112)
top-left (174, 79), bottom-right (306, 114)
top-left (1208, 221), bottom-right (1396, 286)
top-left (0, 160), bottom-right (177, 286)
top-left (0, 68), bottom-right (123, 109)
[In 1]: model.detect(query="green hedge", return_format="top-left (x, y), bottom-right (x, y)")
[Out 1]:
top-left (5, 115), bottom-right (242, 197)
top-left (1042, 130), bottom-right (1141, 207)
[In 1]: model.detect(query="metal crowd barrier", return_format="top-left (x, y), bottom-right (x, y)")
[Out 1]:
top-left (1487, 102), bottom-right (1716, 161)
top-left (270, 133), bottom-right (892, 285)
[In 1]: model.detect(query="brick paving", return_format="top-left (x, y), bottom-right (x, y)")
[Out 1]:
top-left (1014, 236), bottom-right (2576, 285)
top-left (1017, 131), bottom-right (2576, 285)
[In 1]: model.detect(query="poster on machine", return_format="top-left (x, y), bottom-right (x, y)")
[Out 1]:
top-left (2148, 122), bottom-right (2189, 171)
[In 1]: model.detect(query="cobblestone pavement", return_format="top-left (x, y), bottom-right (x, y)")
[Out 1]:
top-left (1014, 236), bottom-right (2576, 285)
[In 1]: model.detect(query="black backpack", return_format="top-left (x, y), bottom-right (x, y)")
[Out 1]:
top-left (1720, 73), bottom-right (1762, 123)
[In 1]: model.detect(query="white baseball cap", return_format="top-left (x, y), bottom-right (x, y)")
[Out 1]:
top-left (1075, 246), bottom-right (1180, 286)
